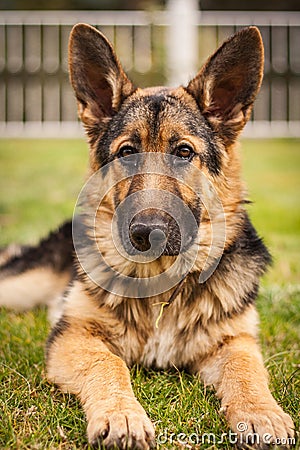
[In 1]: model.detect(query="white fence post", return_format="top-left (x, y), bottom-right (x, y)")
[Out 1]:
top-left (166, 0), bottom-right (199, 86)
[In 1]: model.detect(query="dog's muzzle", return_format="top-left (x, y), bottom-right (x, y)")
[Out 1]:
top-left (122, 208), bottom-right (193, 256)
top-left (129, 213), bottom-right (168, 253)
top-left (115, 186), bottom-right (200, 258)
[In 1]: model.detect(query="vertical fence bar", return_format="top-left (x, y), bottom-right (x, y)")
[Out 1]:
top-left (0, 24), bottom-right (6, 124)
top-left (166, 0), bottom-right (199, 86)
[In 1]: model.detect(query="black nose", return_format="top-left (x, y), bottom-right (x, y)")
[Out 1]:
top-left (129, 220), bottom-right (168, 252)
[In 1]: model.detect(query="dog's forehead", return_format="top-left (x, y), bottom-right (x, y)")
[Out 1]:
top-left (115, 86), bottom-right (209, 144)
top-left (125, 86), bottom-right (196, 122)
top-left (97, 86), bottom-right (217, 166)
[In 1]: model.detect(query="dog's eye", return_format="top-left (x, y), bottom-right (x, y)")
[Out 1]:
top-left (118, 146), bottom-right (138, 168)
top-left (175, 145), bottom-right (194, 160)
top-left (118, 146), bottom-right (136, 158)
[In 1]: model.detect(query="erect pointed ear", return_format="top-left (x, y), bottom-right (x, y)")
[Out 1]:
top-left (69, 23), bottom-right (135, 128)
top-left (186, 26), bottom-right (264, 145)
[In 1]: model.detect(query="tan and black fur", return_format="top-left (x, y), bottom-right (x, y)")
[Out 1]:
top-left (0, 24), bottom-right (295, 449)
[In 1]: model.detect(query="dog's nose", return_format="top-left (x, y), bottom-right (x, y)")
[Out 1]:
top-left (129, 220), bottom-right (168, 252)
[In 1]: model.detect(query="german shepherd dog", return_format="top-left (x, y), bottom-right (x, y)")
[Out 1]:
top-left (0, 24), bottom-right (295, 449)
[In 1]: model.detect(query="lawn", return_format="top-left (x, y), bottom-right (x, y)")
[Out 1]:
top-left (0, 138), bottom-right (299, 449)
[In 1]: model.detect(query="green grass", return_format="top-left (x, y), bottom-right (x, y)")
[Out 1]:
top-left (242, 139), bottom-right (300, 285)
top-left (0, 139), bottom-right (88, 245)
top-left (0, 138), bottom-right (299, 449)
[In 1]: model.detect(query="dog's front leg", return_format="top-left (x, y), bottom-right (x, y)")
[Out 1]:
top-left (199, 333), bottom-right (294, 448)
top-left (46, 317), bottom-right (155, 449)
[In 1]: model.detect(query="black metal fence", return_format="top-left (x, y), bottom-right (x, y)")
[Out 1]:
top-left (0, 10), bottom-right (300, 137)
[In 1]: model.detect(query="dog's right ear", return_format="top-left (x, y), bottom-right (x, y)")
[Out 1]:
top-left (69, 23), bottom-right (135, 128)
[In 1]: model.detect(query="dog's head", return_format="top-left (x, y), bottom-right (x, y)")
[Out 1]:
top-left (69, 24), bottom-right (264, 284)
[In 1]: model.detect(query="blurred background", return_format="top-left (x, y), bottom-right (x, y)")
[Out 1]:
top-left (0, 0), bottom-right (300, 137)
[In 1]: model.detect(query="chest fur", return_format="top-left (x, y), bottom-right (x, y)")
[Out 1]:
top-left (117, 290), bottom-right (258, 371)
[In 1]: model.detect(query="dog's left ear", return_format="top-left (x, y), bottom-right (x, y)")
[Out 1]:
top-left (186, 27), bottom-right (264, 144)
top-left (69, 23), bottom-right (135, 129)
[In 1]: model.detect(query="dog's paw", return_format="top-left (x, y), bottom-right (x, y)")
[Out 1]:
top-left (224, 400), bottom-right (294, 449)
top-left (87, 399), bottom-right (155, 449)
